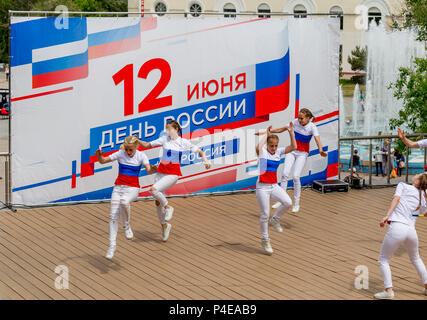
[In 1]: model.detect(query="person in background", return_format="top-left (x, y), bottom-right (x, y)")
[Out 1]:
top-left (352, 149), bottom-right (361, 173)
top-left (374, 146), bottom-right (384, 177)
top-left (394, 149), bottom-right (405, 177)
top-left (5, 64), bottom-right (9, 81)
top-left (381, 139), bottom-right (390, 177)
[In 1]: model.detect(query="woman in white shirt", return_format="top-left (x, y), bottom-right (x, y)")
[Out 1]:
top-left (374, 173), bottom-right (427, 299)
top-left (96, 135), bottom-right (157, 259)
top-left (138, 120), bottom-right (211, 242)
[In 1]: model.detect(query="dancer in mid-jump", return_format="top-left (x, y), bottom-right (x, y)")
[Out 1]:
top-left (138, 120), bottom-right (211, 242)
top-left (96, 135), bottom-right (157, 260)
top-left (256, 108), bottom-right (327, 213)
top-left (374, 173), bottom-right (427, 299)
top-left (255, 123), bottom-right (297, 255)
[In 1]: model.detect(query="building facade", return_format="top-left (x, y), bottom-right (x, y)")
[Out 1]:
top-left (128, 0), bottom-right (406, 74)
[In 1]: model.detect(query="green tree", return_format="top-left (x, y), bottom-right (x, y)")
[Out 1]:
top-left (388, 0), bottom-right (427, 144)
top-left (347, 45), bottom-right (366, 84)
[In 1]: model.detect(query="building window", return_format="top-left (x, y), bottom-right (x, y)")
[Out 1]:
top-left (224, 3), bottom-right (236, 18)
top-left (154, 1), bottom-right (167, 16)
top-left (189, 2), bottom-right (202, 17)
top-left (258, 3), bottom-right (271, 18)
top-left (330, 6), bottom-right (343, 30)
top-left (294, 4), bottom-right (307, 18)
top-left (368, 7), bottom-right (382, 27)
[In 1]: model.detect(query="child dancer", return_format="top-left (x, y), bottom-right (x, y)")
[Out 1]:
top-left (138, 120), bottom-right (211, 242)
top-left (374, 173), bottom-right (427, 299)
top-left (255, 123), bottom-right (297, 255)
top-left (96, 135), bottom-right (157, 259)
top-left (257, 108), bottom-right (327, 213)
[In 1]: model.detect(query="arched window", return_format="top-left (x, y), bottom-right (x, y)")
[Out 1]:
top-left (368, 7), bottom-right (382, 27)
top-left (294, 4), bottom-right (307, 18)
top-left (224, 3), bottom-right (236, 18)
top-left (258, 3), bottom-right (271, 18)
top-left (330, 6), bottom-right (343, 30)
top-left (189, 2), bottom-right (202, 17)
top-left (154, 1), bottom-right (167, 16)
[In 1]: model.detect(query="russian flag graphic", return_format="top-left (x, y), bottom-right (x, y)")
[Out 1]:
top-left (11, 17), bottom-right (88, 89)
top-left (259, 158), bottom-right (281, 184)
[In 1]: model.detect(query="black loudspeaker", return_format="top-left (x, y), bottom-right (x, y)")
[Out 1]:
top-left (312, 179), bottom-right (349, 193)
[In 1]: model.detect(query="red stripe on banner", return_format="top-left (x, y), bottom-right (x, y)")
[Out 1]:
top-left (295, 99), bottom-right (299, 118)
top-left (32, 64), bottom-right (88, 88)
top-left (148, 17), bottom-right (267, 43)
top-left (255, 77), bottom-right (289, 117)
top-left (11, 86), bottom-right (73, 102)
top-left (71, 175), bottom-right (76, 189)
top-left (140, 17), bottom-right (157, 31)
top-left (80, 162), bottom-right (94, 177)
top-left (139, 169), bottom-right (237, 196)
top-left (313, 110), bottom-right (339, 123)
top-left (240, 185), bottom-right (255, 190)
top-left (88, 36), bottom-right (141, 60)
top-left (326, 163), bottom-right (339, 178)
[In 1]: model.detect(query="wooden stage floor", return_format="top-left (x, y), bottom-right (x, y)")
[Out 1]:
top-left (0, 187), bottom-right (426, 300)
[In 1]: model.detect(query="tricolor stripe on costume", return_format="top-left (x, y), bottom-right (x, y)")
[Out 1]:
top-left (259, 158), bottom-right (281, 184)
top-left (157, 148), bottom-right (184, 176)
top-left (115, 163), bottom-right (142, 188)
top-left (294, 129), bottom-right (313, 153)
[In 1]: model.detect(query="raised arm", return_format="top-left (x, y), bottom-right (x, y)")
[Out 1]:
top-left (95, 149), bottom-right (112, 164)
top-left (255, 125), bottom-right (289, 136)
top-left (144, 163), bottom-right (157, 175)
top-left (256, 126), bottom-right (272, 155)
top-left (284, 121), bottom-right (297, 154)
top-left (398, 128), bottom-right (420, 148)
top-left (137, 139), bottom-right (152, 149)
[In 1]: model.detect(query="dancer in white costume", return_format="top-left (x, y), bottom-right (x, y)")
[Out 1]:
top-left (138, 120), bottom-right (211, 242)
top-left (96, 136), bottom-right (157, 260)
top-left (374, 173), bottom-right (427, 299)
top-left (255, 123), bottom-right (297, 255)
top-left (256, 108), bottom-right (327, 213)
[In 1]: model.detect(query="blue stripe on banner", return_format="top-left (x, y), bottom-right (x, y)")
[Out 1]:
top-left (317, 118), bottom-right (338, 127)
top-left (32, 50), bottom-right (88, 76)
top-left (72, 160), bottom-right (76, 176)
top-left (12, 166), bottom-right (112, 192)
top-left (327, 149), bottom-right (339, 165)
top-left (118, 163), bottom-right (141, 176)
top-left (81, 148), bottom-right (91, 163)
top-left (259, 158), bottom-right (280, 172)
top-left (294, 131), bottom-right (312, 143)
top-left (88, 22), bottom-right (141, 47)
top-left (11, 17), bottom-right (87, 67)
top-left (295, 73), bottom-right (300, 101)
top-left (256, 50), bottom-right (289, 91)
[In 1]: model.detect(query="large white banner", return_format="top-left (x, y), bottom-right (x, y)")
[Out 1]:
top-left (10, 16), bottom-right (340, 206)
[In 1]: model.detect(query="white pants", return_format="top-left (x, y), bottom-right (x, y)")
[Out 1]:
top-left (378, 222), bottom-right (427, 289)
top-left (109, 185), bottom-right (140, 246)
top-left (281, 151), bottom-right (308, 205)
top-left (150, 172), bottom-right (179, 225)
top-left (256, 182), bottom-right (292, 240)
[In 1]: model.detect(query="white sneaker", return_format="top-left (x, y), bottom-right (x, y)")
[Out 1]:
top-left (165, 206), bottom-right (174, 222)
top-left (124, 227), bottom-right (134, 240)
top-left (269, 217), bottom-right (283, 232)
top-left (105, 245), bottom-right (116, 260)
top-left (291, 204), bottom-right (300, 213)
top-left (374, 290), bottom-right (394, 300)
top-left (162, 223), bottom-right (172, 242)
top-left (261, 239), bottom-right (274, 255)
top-left (272, 202), bottom-right (281, 209)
